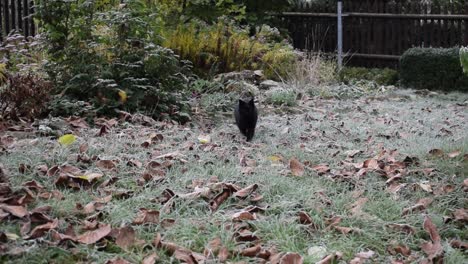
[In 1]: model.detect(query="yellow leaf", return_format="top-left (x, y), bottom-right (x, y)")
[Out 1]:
top-left (118, 89), bottom-right (127, 103)
top-left (5, 232), bottom-right (19, 240)
top-left (58, 134), bottom-right (76, 146)
top-left (74, 173), bottom-right (103, 183)
top-left (268, 155), bottom-right (282, 163)
top-left (198, 134), bottom-right (211, 144)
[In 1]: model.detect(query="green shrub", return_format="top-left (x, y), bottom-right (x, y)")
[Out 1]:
top-left (0, 33), bottom-right (46, 75)
top-left (158, 0), bottom-right (292, 32)
top-left (191, 79), bottom-right (225, 94)
top-left (47, 98), bottom-right (96, 119)
top-left (266, 88), bottom-right (297, 106)
top-left (460, 47), bottom-right (468, 74)
top-left (400, 47), bottom-right (468, 91)
top-left (340, 67), bottom-right (398, 86)
top-left (36, 0), bottom-right (193, 122)
top-left (200, 92), bottom-right (238, 113)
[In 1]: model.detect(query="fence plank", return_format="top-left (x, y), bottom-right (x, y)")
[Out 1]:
top-left (29, 0), bottom-right (35, 36)
top-left (17, 0), bottom-right (22, 31)
top-left (285, 0), bottom-right (468, 68)
top-left (3, 0), bottom-right (9, 36)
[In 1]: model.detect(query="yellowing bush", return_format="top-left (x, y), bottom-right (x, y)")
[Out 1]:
top-left (162, 19), bottom-right (297, 79)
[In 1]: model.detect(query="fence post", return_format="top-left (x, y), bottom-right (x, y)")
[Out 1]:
top-left (337, 0), bottom-right (343, 71)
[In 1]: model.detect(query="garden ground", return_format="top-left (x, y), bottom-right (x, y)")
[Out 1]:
top-left (0, 87), bottom-right (467, 263)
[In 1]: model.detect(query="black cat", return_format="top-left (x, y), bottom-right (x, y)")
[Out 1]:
top-left (234, 97), bottom-right (258, 141)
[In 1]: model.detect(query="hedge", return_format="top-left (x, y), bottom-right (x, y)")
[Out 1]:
top-left (400, 47), bottom-right (468, 91)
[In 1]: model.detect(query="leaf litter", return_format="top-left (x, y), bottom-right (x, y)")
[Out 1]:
top-left (0, 90), bottom-right (467, 262)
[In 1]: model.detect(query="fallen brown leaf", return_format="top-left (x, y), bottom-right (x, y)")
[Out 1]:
top-left (218, 246), bottom-right (229, 262)
top-left (232, 211), bottom-right (257, 221)
top-left (66, 116), bottom-right (89, 129)
top-left (388, 243), bottom-right (411, 257)
top-left (127, 159), bottom-right (143, 168)
top-left (346, 150), bottom-right (363, 158)
top-left (142, 253), bottom-right (159, 264)
top-left (161, 218), bottom-right (176, 229)
top-left (240, 244), bottom-right (262, 257)
top-left (402, 198), bottom-right (433, 216)
top-left (174, 248), bottom-right (199, 264)
top-left (97, 125), bottom-right (109, 136)
top-left (428, 149), bottom-right (444, 157)
top-left (289, 158), bottom-right (305, 176)
top-left (0, 204), bottom-right (28, 218)
top-left (204, 237), bottom-right (222, 257)
top-left (349, 197), bottom-right (368, 216)
top-left (77, 224), bottom-right (111, 244)
top-left (350, 250), bottom-right (375, 264)
top-left (447, 150), bottom-right (461, 158)
top-left (210, 186), bottom-right (235, 211)
top-left (79, 143), bottom-right (89, 153)
top-left (50, 229), bottom-right (77, 243)
top-left (325, 216), bottom-right (342, 227)
top-left (333, 225), bottom-right (354, 234)
top-left (104, 257), bottom-right (131, 264)
top-left (450, 239), bottom-right (468, 249)
top-left (453, 208), bottom-right (468, 222)
top-left (433, 184), bottom-right (455, 195)
top-left (234, 229), bottom-right (259, 242)
top-left (279, 252), bottom-right (303, 264)
top-left (233, 184), bottom-right (258, 199)
top-left (421, 216), bottom-right (443, 261)
top-left (417, 182), bottom-right (433, 193)
top-left (36, 165), bottom-right (48, 175)
top-left (387, 223), bottom-right (416, 235)
top-left (26, 218), bottom-right (59, 239)
top-left (30, 211), bottom-right (52, 224)
top-left (22, 180), bottom-right (45, 191)
top-left (386, 174), bottom-right (402, 185)
top-left (311, 164), bottom-right (330, 175)
top-left (297, 211), bottom-right (314, 225)
top-left (133, 208), bottom-right (160, 225)
top-left (115, 226), bottom-right (136, 250)
top-left (95, 160), bottom-right (116, 170)
top-left (315, 252), bottom-right (343, 264)
top-left (363, 158), bottom-right (384, 170)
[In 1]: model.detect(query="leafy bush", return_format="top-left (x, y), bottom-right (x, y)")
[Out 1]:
top-left (200, 92), bottom-right (238, 113)
top-left (262, 44), bottom-right (298, 80)
top-left (163, 18), bottom-right (297, 79)
top-left (36, 0), bottom-right (194, 122)
top-left (266, 88), bottom-right (297, 106)
top-left (47, 98), bottom-right (96, 118)
top-left (400, 47), bottom-right (468, 91)
top-left (0, 73), bottom-right (53, 120)
top-left (0, 33), bottom-right (46, 75)
top-left (460, 47), bottom-right (468, 74)
top-left (191, 79), bottom-right (225, 94)
top-left (159, 0), bottom-right (292, 31)
top-left (340, 67), bottom-right (398, 86)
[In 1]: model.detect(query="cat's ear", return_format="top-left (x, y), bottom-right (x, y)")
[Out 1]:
top-left (248, 98), bottom-right (255, 106)
top-left (238, 99), bottom-right (245, 105)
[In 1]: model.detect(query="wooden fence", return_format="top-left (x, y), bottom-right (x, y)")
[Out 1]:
top-left (283, 0), bottom-right (468, 68)
top-left (0, 0), bottom-right (36, 41)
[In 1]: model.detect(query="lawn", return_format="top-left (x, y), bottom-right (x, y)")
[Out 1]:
top-left (0, 88), bottom-right (467, 263)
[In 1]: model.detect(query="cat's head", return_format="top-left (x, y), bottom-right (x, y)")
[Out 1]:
top-left (238, 97), bottom-right (256, 113)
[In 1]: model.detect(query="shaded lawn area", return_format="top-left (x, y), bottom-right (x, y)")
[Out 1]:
top-left (0, 89), bottom-right (467, 263)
